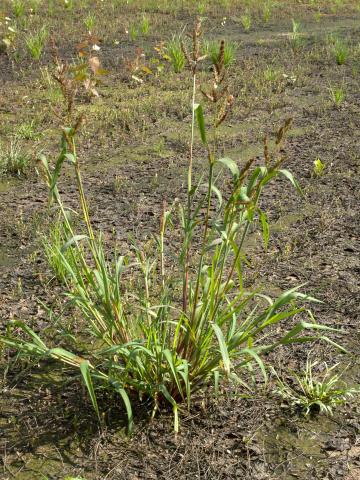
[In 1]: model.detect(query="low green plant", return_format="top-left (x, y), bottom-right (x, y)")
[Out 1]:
top-left (263, 66), bottom-right (281, 83)
top-left (141, 15), bottom-right (150, 35)
top-left (84, 13), bottom-right (96, 32)
top-left (64, 0), bottom-right (74, 9)
top-left (128, 24), bottom-right (138, 41)
top-left (289, 19), bottom-right (303, 51)
top-left (329, 85), bottom-right (345, 107)
top-left (29, 0), bottom-right (42, 14)
top-left (331, 0), bottom-right (345, 13)
top-left (240, 13), bottom-right (252, 32)
top-left (314, 10), bottom-right (322, 22)
top-left (42, 216), bottom-right (82, 284)
top-left (25, 26), bottom-right (48, 60)
top-left (313, 158), bottom-right (326, 176)
top-left (205, 40), bottom-right (236, 68)
top-left (167, 36), bottom-right (186, 73)
top-left (12, 0), bottom-right (26, 18)
top-left (263, 0), bottom-right (275, 23)
top-left (0, 139), bottom-right (31, 176)
top-left (197, 0), bottom-right (208, 14)
top-left (1, 25), bottom-right (342, 434)
top-left (273, 359), bottom-right (358, 415)
top-left (333, 38), bottom-right (348, 65)
top-left (15, 121), bottom-right (39, 140)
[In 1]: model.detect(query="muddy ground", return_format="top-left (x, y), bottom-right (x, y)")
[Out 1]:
top-left (1, 1), bottom-right (360, 479)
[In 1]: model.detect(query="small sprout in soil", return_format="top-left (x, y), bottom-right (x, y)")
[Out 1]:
top-left (28, 0), bottom-right (42, 14)
top-left (240, 13), bottom-right (252, 33)
top-left (333, 38), bottom-right (349, 65)
top-left (263, 1), bottom-right (275, 23)
top-left (289, 19), bottom-right (303, 51)
top-left (205, 40), bottom-right (237, 68)
top-left (25, 26), bottom-right (48, 60)
top-left (15, 121), bottom-right (39, 140)
top-left (167, 36), bottom-right (186, 73)
top-left (263, 66), bottom-right (281, 83)
top-left (141, 15), bottom-right (150, 35)
top-left (313, 158), bottom-right (326, 176)
top-left (12, 0), bottom-right (26, 18)
top-left (329, 85), bottom-right (345, 107)
top-left (273, 359), bottom-right (358, 416)
top-left (197, 1), bottom-right (208, 15)
top-left (0, 139), bottom-right (31, 177)
top-left (84, 13), bottom-right (96, 32)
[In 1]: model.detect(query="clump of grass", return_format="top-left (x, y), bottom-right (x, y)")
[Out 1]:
top-left (12, 0), bottom-right (26, 18)
top-left (25, 26), bottom-right (48, 60)
top-left (240, 13), bottom-right (252, 32)
top-left (333, 38), bottom-right (348, 65)
top-left (273, 359), bottom-right (358, 416)
top-left (263, 0), bottom-right (275, 23)
top-left (0, 139), bottom-right (31, 176)
top-left (127, 14), bottom-right (150, 40)
top-left (29, 0), bottom-right (42, 14)
top-left (15, 121), bottom-right (39, 140)
top-left (84, 13), bottom-right (96, 32)
top-left (1, 23), bottom-right (342, 434)
top-left (329, 85), bottom-right (345, 107)
top-left (289, 19), bottom-right (303, 51)
top-left (167, 36), bottom-right (186, 73)
top-left (197, 0), bottom-right (208, 14)
top-left (42, 216), bottom-right (82, 284)
top-left (263, 66), bottom-right (281, 83)
top-left (141, 15), bottom-right (150, 35)
top-left (205, 40), bottom-right (236, 68)
top-left (313, 158), bottom-right (326, 176)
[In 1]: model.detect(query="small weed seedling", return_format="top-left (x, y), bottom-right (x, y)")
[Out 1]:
top-left (264, 66), bottom-right (281, 83)
top-left (273, 359), bottom-right (358, 416)
top-left (141, 15), bottom-right (150, 35)
top-left (329, 85), bottom-right (345, 107)
top-left (25, 26), bottom-right (48, 60)
top-left (263, 1), bottom-right (274, 23)
top-left (205, 40), bottom-right (236, 68)
top-left (289, 19), bottom-right (303, 52)
top-left (42, 216), bottom-right (82, 284)
top-left (240, 13), bottom-right (252, 32)
top-left (167, 36), bottom-right (186, 73)
top-left (12, 0), bottom-right (26, 18)
top-left (84, 13), bottom-right (96, 32)
top-left (313, 158), bottom-right (326, 176)
top-left (0, 140), bottom-right (31, 176)
top-left (333, 38), bottom-right (348, 65)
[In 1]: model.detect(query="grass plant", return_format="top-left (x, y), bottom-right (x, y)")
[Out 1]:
top-left (25, 25), bottom-right (48, 60)
top-left (167, 36), bottom-right (186, 73)
top-left (313, 158), bottom-right (326, 176)
top-left (273, 358), bottom-right (358, 415)
top-left (333, 38), bottom-right (348, 65)
top-left (205, 40), bottom-right (236, 68)
top-left (263, 0), bottom-right (275, 23)
top-left (0, 23), bottom-right (343, 435)
top-left (0, 139), bottom-right (31, 176)
top-left (42, 215), bottom-right (82, 284)
top-left (289, 19), bottom-right (303, 52)
top-left (12, 0), bottom-right (26, 18)
top-left (141, 15), bottom-right (150, 35)
top-left (240, 13), bottom-right (252, 32)
top-left (84, 13), bottom-right (96, 32)
top-left (329, 85), bottom-right (345, 107)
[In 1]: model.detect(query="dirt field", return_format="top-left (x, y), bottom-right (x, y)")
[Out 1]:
top-left (1, 1), bottom-right (360, 479)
